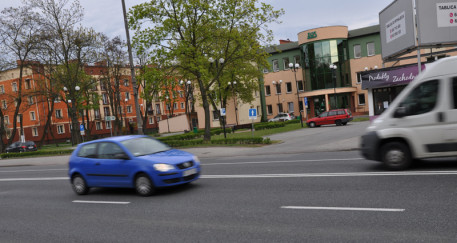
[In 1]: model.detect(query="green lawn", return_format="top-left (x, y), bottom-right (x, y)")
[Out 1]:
top-left (212, 122), bottom-right (305, 139)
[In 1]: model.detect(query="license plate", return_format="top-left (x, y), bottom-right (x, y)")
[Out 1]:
top-left (183, 168), bottom-right (197, 177)
top-left (28, 146), bottom-right (34, 149)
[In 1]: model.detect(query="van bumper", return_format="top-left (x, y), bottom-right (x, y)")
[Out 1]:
top-left (360, 131), bottom-right (380, 161)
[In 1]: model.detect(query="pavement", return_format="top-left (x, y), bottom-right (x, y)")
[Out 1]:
top-left (0, 121), bottom-right (369, 167)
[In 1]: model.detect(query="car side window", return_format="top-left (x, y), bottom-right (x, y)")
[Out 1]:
top-left (452, 77), bottom-right (457, 109)
top-left (320, 112), bottom-right (328, 117)
top-left (98, 142), bottom-right (125, 159)
top-left (400, 80), bottom-right (439, 116)
top-left (337, 110), bottom-right (345, 115)
top-left (77, 143), bottom-right (98, 158)
top-left (328, 111), bottom-right (336, 116)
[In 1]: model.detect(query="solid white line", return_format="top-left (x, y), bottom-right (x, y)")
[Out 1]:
top-left (281, 206), bottom-right (405, 212)
top-left (0, 169), bottom-right (67, 173)
top-left (73, 200), bottom-right (130, 205)
top-left (0, 177), bottom-right (68, 182)
top-left (202, 158), bottom-right (364, 166)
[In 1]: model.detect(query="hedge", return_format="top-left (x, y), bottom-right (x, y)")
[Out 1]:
top-left (163, 137), bottom-right (271, 147)
top-left (1, 149), bottom-right (75, 159)
top-left (158, 128), bottom-right (233, 142)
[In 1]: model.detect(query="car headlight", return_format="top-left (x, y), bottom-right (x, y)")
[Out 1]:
top-left (192, 155), bottom-right (200, 163)
top-left (153, 163), bottom-right (175, 172)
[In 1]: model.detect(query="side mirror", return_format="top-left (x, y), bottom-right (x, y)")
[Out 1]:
top-left (393, 106), bottom-right (407, 118)
top-left (114, 153), bottom-right (130, 160)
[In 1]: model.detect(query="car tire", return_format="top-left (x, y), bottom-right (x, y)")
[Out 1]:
top-left (380, 142), bottom-right (412, 170)
top-left (135, 173), bottom-right (155, 197)
top-left (342, 122), bottom-right (347, 125)
top-left (72, 174), bottom-right (89, 195)
top-left (308, 122), bottom-right (316, 128)
top-left (335, 120), bottom-right (342, 126)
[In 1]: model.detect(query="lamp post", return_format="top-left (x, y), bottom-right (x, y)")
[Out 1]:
top-left (209, 57), bottom-right (227, 139)
top-left (180, 79), bottom-right (193, 131)
top-left (272, 80), bottom-right (283, 114)
top-left (63, 85), bottom-right (80, 145)
top-left (228, 81), bottom-right (238, 126)
top-left (329, 64), bottom-right (337, 109)
top-left (289, 62), bottom-right (304, 127)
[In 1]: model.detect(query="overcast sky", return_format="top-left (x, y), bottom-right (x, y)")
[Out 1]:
top-left (1, 0), bottom-right (394, 44)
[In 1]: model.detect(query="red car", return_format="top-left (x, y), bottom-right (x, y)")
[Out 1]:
top-left (306, 109), bottom-right (353, 128)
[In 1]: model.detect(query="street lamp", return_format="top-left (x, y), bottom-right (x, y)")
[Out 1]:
top-left (228, 81), bottom-right (238, 126)
top-left (64, 85), bottom-right (81, 145)
top-left (272, 80), bottom-right (283, 114)
top-left (209, 57), bottom-right (227, 139)
top-left (329, 64), bottom-right (337, 109)
top-left (289, 62), bottom-right (304, 127)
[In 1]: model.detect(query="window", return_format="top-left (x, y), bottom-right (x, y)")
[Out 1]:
top-left (124, 79), bottom-right (129, 86)
top-left (25, 79), bottom-right (31, 89)
top-left (155, 104), bottom-right (161, 114)
top-left (181, 102), bottom-right (185, 109)
top-left (54, 96), bottom-right (61, 103)
top-left (166, 104), bottom-right (170, 111)
top-left (173, 103), bottom-right (177, 110)
top-left (98, 142), bottom-right (124, 159)
top-left (288, 102), bottom-right (294, 113)
top-left (276, 83), bottom-right (282, 94)
top-left (2, 100), bottom-right (6, 109)
top-left (100, 82), bottom-right (106, 91)
top-left (94, 109), bottom-right (101, 119)
top-left (156, 116), bottom-right (161, 121)
top-left (28, 96), bottom-right (34, 105)
top-left (294, 55), bottom-right (300, 66)
top-left (105, 121), bottom-right (112, 129)
top-left (179, 91), bottom-right (184, 98)
top-left (30, 111), bottom-right (36, 121)
top-left (354, 44), bottom-right (361, 58)
top-left (367, 42), bottom-right (375, 56)
top-left (104, 107), bottom-right (110, 116)
top-left (358, 93), bottom-right (366, 105)
top-left (56, 109), bottom-right (63, 118)
top-left (96, 122), bottom-right (102, 130)
top-left (57, 125), bottom-right (65, 134)
top-left (102, 93), bottom-right (109, 104)
top-left (277, 103), bottom-right (283, 113)
top-left (286, 82), bottom-right (292, 93)
top-left (77, 143), bottom-right (97, 158)
top-left (0, 85), bottom-right (4, 94)
top-left (267, 105), bottom-right (273, 115)
top-left (32, 127), bottom-right (38, 137)
top-left (263, 68), bottom-right (269, 73)
top-left (273, 60), bottom-right (279, 72)
top-left (149, 116), bottom-right (154, 124)
top-left (12, 82), bottom-right (17, 92)
top-left (127, 106), bottom-right (132, 113)
top-left (399, 80), bottom-right (439, 116)
top-left (125, 92), bottom-right (130, 101)
top-left (212, 110), bottom-right (220, 121)
top-left (265, 85), bottom-right (271, 96)
top-left (283, 57), bottom-right (290, 70)
top-left (297, 80), bottom-right (304, 91)
top-left (4, 115), bottom-right (9, 125)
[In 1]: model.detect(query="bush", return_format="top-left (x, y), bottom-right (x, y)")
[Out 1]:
top-left (254, 122), bottom-right (285, 130)
top-left (1, 149), bottom-right (74, 159)
top-left (162, 137), bottom-right (270, 147)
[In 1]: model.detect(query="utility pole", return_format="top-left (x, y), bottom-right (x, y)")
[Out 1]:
top-left (122, 0), bottom-right (143, 135)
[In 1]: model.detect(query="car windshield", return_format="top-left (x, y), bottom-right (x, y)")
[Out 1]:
top-left (120, 137), bottom-right (171, 157)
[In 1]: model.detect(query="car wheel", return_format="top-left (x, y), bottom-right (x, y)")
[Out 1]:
top-left (335, 120), bottom-right (342, 126)
top-left (72, 174), bottom-right (89, 195)
top-left (381, 142), bottom-right (412, 170)
top-left (135, 173), bottom-right (155, 197)
top-left (308, 122), bottom-right (316, 128)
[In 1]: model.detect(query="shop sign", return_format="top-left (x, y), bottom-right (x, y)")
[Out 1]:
top-left (307, 31), bottom-right (317, 39)
top-left (361, 64), bottom-right (425, 90)
top-left (437, 2), bottom-right (457, 27)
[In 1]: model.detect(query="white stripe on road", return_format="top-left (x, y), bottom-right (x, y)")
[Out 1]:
top-left (281, 206), bottom-right (405, 212)
top-left (2, 171), bottom-right (457, 182)
top-left (202, 158), bottom-right (364, 166)
top-left (73, 200), bottom-right (130, 205)
top-left (0, 169), bottom-right (67, 173)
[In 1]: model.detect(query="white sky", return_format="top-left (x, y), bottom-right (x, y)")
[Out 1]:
top-left (1, 0), bottom-right (394, 44)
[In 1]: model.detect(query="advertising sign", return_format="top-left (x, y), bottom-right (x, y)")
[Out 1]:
top-left (416, 0), bottom-right (457, 45)
top-left (361, 64), bottom-right (426, 90)
top-left (379, 0), bottom-right (416, 60)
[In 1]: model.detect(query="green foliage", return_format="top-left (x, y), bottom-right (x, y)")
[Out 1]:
top-left (162, 137), bottom-right (269, 147)
top-left (254, 122), bottom-right (285, 130)
top-left (1, 149), bottom-right (74, 159)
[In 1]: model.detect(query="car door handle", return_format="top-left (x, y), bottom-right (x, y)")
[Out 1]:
top-left (437, 112), bottom-right (445, 123)
top-left (95, 162), bottom-right (101, 166)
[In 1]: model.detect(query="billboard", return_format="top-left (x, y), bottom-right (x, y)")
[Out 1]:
top-left (416, 0), bottom-right (457, 46)
top-left (379, 0), bottom-right (416, 60)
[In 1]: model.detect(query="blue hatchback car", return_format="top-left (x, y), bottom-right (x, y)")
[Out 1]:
top-left (68, 135), bottom-right (201, 196)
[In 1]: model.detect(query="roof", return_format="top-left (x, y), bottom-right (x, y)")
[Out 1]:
top-left (265, 41), bottom-right (299, 54)
top-left (348, 25), bottom-right (380, 38)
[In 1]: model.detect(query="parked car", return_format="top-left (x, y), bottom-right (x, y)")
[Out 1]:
top-left (306, 109), bottom-right (353, 128)
top-left (268, 113), bottom-right (293, 122)
top-left (68, 135), bottom-right (201, 196)
top-left (6, 141), bottom-right (37, 153)
top-left (361, 56), bottom-right (457, 170)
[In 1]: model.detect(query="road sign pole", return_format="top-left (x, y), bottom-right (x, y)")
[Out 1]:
top-left (110, 120), bottom-right (113, 137)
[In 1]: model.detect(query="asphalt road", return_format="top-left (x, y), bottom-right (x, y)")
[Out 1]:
top-left (2, 121), bottom-right (457, 242)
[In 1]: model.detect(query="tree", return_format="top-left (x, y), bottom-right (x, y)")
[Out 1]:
top-left (129, 0), bottom-right (282, 141)
top-left (0, 6), bottom-right (44, 147)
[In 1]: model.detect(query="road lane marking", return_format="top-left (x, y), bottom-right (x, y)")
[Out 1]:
top-left (2, 171), bottom-right (457, 182)
top-left (281, 206), bottom-right (405, 212)
top-left (0, 169), bottom-right (67, 173)
top-left (201, 158), bottom-right (364, 166)
top-left (73, 200), bottom-right (130, 205)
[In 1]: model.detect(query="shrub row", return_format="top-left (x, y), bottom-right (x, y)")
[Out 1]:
top-left (254, 122), bottom-right (285, 130)
top-left (163, 137), bottom-right (271, 147)
top-left (1, 149), bottom-right (74, 159)
top-left (158, 128), bottom-right (233, 142)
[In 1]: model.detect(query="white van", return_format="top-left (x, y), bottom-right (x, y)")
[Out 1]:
top-left (361, 56), bottom-right (457, 170)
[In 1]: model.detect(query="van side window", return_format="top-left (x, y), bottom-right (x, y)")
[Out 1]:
top-left (453, 78), bottom-right (457, 109)
top-left (400, 80), bottom-right (439, 116)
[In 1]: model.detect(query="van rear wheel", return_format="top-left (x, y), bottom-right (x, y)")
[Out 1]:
top-left (380, 142), bottom-right (412, 170)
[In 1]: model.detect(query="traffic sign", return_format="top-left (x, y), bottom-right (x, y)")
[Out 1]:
top-left (105, 116), bottom-right (115, 121)
top-left (80, 124), bottom-right (85, 132)
top-left (220, 108), bottom-right (226, 116)
top-left (304, 97), bottom-right (308, 108)
top-left (249, 108), bottom-right (257, 119)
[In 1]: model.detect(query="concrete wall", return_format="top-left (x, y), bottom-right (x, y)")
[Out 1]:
top-left (158, 114), bottom-right (190, 134)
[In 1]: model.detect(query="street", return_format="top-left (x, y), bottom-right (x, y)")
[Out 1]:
top-left (2, 122), bottom-right (457, 242)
